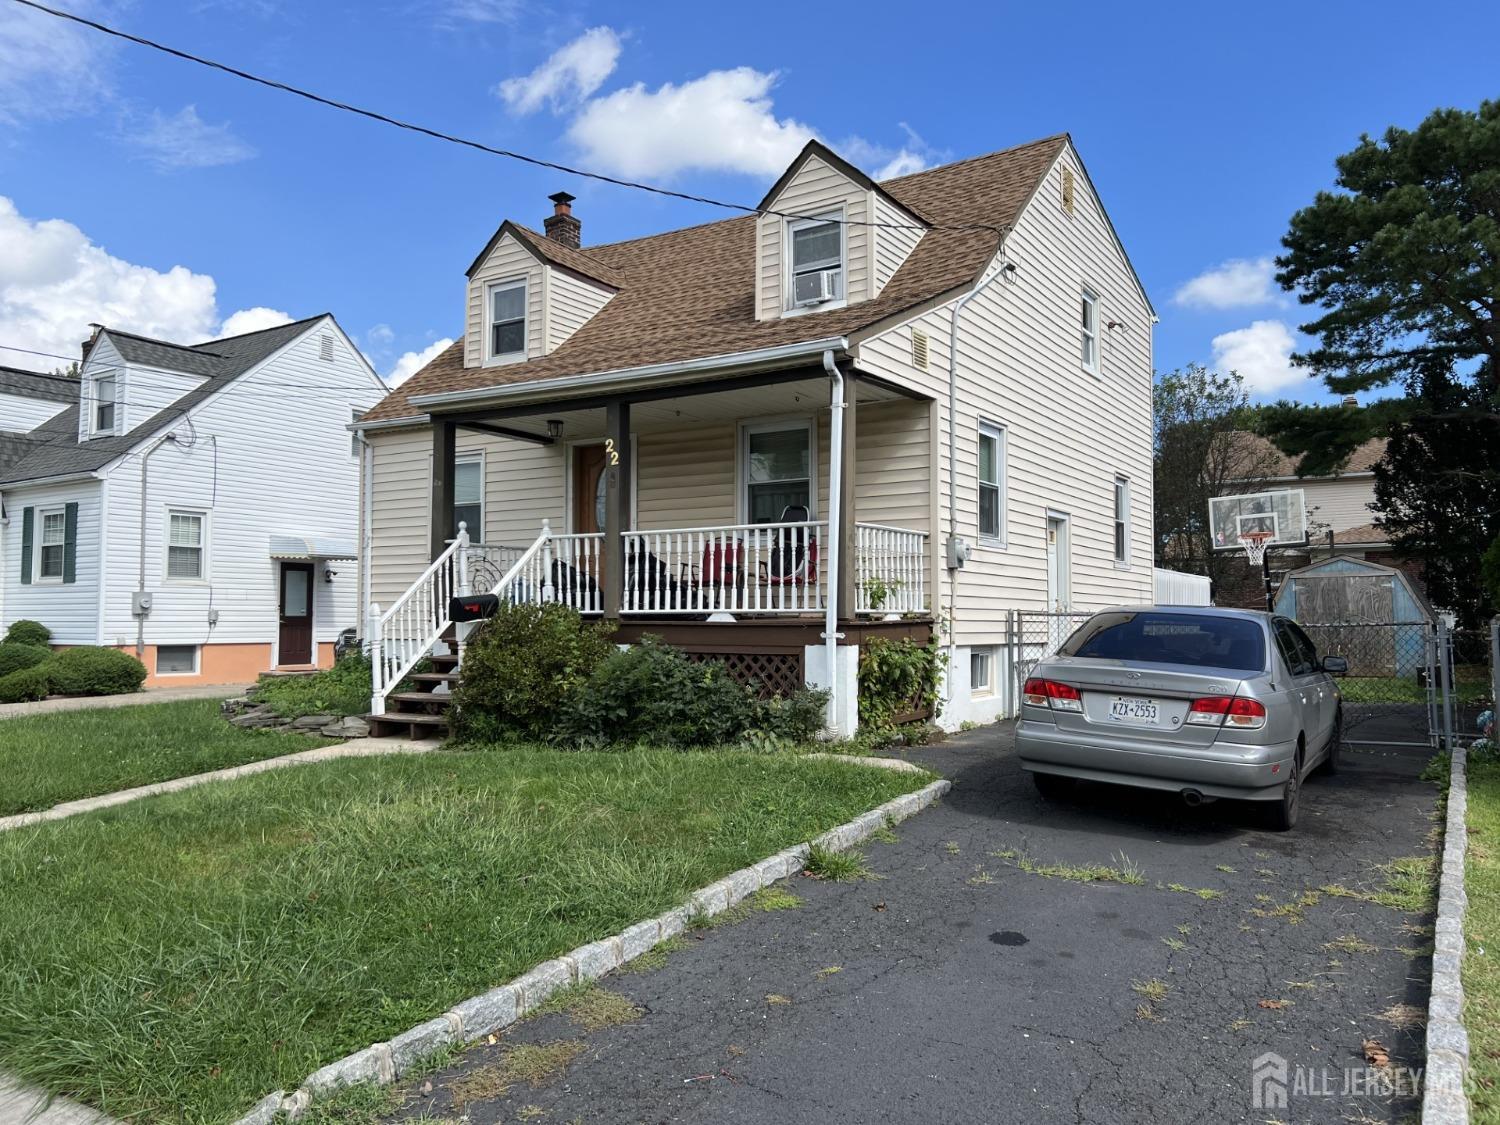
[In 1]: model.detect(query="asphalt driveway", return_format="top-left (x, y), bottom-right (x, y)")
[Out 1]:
top-left (386, 723), bottom-right (1440, 1124)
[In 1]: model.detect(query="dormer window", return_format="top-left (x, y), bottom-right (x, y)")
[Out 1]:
top-left (788, 214), bottom-right (844, 310)
top-left (92, 374), bottom-right (117, 435)
top-left (487, 279), bottom-right (526, 363)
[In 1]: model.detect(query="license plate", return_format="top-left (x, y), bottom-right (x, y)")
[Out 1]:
top-left (1109, 696), bottom-right (1159, 725)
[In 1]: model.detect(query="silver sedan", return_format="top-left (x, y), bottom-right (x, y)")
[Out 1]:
top-left (1015, 607), bottom-right (1347, 830)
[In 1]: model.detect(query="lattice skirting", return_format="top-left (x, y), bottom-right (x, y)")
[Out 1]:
top-left (684, 649), bottom-right (805, 700)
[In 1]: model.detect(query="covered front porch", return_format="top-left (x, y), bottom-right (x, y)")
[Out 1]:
top-left (367, 354), bottom-right (938, 723)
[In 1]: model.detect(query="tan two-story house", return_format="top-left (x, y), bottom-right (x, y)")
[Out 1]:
top-left (354, 134), bottom-right (1156, 735)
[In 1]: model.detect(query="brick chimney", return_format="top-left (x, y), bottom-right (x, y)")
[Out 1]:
top-left (1342, 395), bottom-right (1358, 408)
top-left (81, 323), bottom-right (102, 364)
top-left (544, 191), bottom-right (581, 249)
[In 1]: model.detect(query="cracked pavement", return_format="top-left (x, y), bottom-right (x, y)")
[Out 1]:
top-left (384, 723), bottom-right (1439, 1124)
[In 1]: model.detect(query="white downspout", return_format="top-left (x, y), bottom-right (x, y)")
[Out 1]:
top-left (947, 233), bottom-right (1011, 701)
top-left (822, 349), bottom-right (845, 736)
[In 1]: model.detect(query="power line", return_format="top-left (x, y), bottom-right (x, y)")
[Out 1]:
top-left (9, 0), bottom-right (1004, 238)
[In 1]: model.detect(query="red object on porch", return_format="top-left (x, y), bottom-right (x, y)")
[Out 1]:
top-left (701, 540), bottom-right (744, 587)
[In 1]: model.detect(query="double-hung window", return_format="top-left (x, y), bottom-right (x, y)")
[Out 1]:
top-left (1080, 287), bottom-right (1100, 375)
top-left (453, 455), bottom-right (483, 541)
top-left (978, 421), bottom-right (1006, 544)
top-left (487, 280), bottom-right (526, 361)
top-left (788, 214), bottom-right (844, 309)
top-left (167, 511), bottom-right (205, 581)
top-left (1113, 476), bottom-right (1130, 565)
top-left (92, 374), bottom-right (117, 434)
top-left (37, 508), bottom-right (66, 580)
top-left (744, 423), bottom-right (813, 524)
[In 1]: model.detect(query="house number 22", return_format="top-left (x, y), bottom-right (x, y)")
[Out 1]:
top-left (604, 438), bottom-right (620, 466)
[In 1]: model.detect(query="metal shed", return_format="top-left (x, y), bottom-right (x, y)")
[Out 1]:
top-left (1273, 555), bottom-right (1432, 676)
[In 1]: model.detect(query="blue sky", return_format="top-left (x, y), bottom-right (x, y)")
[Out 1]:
top-left (1, 0), bottom-right (1496, 396)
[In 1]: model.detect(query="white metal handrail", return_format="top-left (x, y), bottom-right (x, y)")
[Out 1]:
top-left (622, 521), bottom-right (827, 615)
top-left (854, 523), bottom-right (928, 615)
top-left (368, 524), bottom-right (469, 715)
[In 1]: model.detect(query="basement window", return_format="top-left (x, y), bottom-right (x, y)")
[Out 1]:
top-left (156, 645), bottom-right (199, 675)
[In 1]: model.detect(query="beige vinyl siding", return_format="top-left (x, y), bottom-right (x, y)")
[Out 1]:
top-left (872, 194), bottom-right (924, 296)
top-left (465, 234), bottom-right (544, 367)
top-left (855, 400), bottom-right (931, 532)
top-left (636, 426), bottom-right (737, 530)
top-left (1297, 476), bottom-right (1377, 534)
top-left (546, 268), bottom-right (614, 353)
top-left (756, 155), bottom-right (872, 320)
top-left (855, 145), bottom-right (1154, 645)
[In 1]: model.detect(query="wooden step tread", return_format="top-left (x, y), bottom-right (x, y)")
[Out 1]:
top-left (410, 672), bottom-right (460, 684)
top-left (389, 691), bottom-right (455, 706)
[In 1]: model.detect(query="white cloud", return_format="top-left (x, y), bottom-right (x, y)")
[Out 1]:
top-left (1210, 319), bottom-right (1306, 395)
top-left (217, 307), bottom-right (292, 338)
top-left (0, 0), bottom-right (112, 125)
top-left (366, 323), bottom-right (395, 346)
top-left (498, 27), bottom-right (621, 115)
top-left (567, 67), bottom-right (817, 179)
top-left (386, 338), bottom-right (454, 386)
top-left (124, 105), bottom-right (256, 171)
top-left (439, 0), bottom-right (522, 24)
top-left (0, 195), bottom-right (290, 365)
top-left (1173, 256), bottom-right (1280, 310)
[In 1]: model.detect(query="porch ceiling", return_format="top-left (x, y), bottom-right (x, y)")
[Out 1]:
top-left (463, 377), bottom-right (914, 442)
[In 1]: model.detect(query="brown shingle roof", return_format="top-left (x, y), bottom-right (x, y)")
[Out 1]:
top-left (1228, 432), bottom-right (1388, 479)
top-left (1332, 523), bottom-right (1388, 545)
top-left (364, 134), bottom-right (1069, 422)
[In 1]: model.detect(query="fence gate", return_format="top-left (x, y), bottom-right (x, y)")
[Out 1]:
top-left (1007, 611), bottom-right (1495, 752)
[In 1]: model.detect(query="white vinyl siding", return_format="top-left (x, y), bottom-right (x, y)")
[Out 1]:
top-left (0, 390), bottom-right (69, 432)
top-left (1296, 476), bottom-right (1378, 535)
top-left (756, 154), bottom-right (872, 320)
top-left (546, 269), bottom-right (614, 352)
top-left (466, 233), bottom-right (544, 367)
top-left (2, 480), bottom-right (101, 644)
top-left (872, 193), bottom-right (924, 296)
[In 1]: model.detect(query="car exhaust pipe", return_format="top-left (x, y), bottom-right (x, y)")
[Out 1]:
top-left (1180, 788), bottom-right (1205, 807)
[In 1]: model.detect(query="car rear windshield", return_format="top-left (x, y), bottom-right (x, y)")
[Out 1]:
top-left (1059, 612), bottom-right (1267, 672)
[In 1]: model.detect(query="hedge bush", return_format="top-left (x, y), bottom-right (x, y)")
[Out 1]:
top-left (46, 647), bottom-right (147, 697)
top-left (4, 620), bottom-right (50, 648)
top-left (554, 637), bottom-right (829, 750)
top-left (252, 652), bottom-right (372, 718)
top-left (452, 602), bottom-right (616, 741)
top-left (0, 643), bottom-right (51, 678)
top-left (0, 664), bottom-right (50, 704)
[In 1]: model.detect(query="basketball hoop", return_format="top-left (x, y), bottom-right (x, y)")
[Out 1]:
top-left (1239, 531), bottom-right (1273, 568)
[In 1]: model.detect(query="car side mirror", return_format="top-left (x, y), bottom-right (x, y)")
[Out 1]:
top-left (1321, 656), bottom-right (1349, 676)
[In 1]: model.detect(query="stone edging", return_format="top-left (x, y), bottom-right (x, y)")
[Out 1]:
top-left (1424, 744), bottom-right (1470, 1125)
top-left (233, 767), bottom-right (952, 1124)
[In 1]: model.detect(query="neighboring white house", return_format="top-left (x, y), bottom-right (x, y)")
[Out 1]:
top-left (0, 317), bottom-right (385, 685)
top-left (355, 135), bottom-right (1156, 731)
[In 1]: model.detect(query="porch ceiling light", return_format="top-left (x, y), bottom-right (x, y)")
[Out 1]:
top-left (547, 419), bottom-right (564, 440)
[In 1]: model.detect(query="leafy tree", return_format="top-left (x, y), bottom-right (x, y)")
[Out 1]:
top-left (1154, 365), bottom-right (1279, 595)
top-left (1268, 100), bottom-right (1500, 621)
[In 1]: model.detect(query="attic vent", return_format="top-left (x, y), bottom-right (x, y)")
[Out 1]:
top-left (1061, 167), bottom-right (1075, 216)
top-left (319, 335), bottom-right (334, 362)
top-left (911, 329), bottom-right (930, 370)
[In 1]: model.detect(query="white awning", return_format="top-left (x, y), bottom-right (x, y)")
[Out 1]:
top-left (269, 535), bottom-right (358, 561)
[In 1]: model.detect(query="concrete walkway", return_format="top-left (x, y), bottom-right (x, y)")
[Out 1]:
top-left (0, 736), bottom-right (439, 833)
top-left (0, 1076), bottom-right (114, 1125)
top-left (0, 683), bottom-right (250, 722)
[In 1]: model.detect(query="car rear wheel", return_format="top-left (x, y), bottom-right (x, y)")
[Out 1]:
top-left (1266, 758), bottom-right (1300, 831)
top-left (1320, 709), bottom-right (1343, 775)
top-left (1032, 772), bottom-right (1074, 801)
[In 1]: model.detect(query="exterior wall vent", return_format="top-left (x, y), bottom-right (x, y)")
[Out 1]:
top-left (1061, 167), bottom-right (1076, 216)
top-left (911, 328), bottom-right (930, 370)
top-left (320, 335), bottom-right (335, 362)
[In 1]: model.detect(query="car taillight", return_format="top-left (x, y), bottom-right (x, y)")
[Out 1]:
top-left (1187, 695), bottom-right (1267, 729)
top-left (1022, 677), bottom-right (1083, 713)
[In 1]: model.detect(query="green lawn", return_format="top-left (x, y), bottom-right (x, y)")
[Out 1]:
top-left (1335, 671), bottom-right (1490, 704)
top-left (0, 700), bottom-right (332, 817)
top-left (1465, 757), bottom-right (1500, 1121)
top-left (0, 747), bottom-right (929, 1123)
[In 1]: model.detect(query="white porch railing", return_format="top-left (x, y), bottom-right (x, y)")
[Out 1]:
top-left (623, 521), bottom-right (826, 615)
top-left (368, 523), bottom-right (471, 715)
top-left (854, 523), bottom-right (928, 615)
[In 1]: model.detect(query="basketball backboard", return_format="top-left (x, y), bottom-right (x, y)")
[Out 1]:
top-left (1209, 489), bottom-right (1308, 551)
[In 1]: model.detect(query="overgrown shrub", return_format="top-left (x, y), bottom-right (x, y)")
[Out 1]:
top-left (452, 602), bottom-right (616, 741)
top-left (0, 663), bottom-right (49, 703)
top-left (554, 638), bottom-right (830, 750)
top-left (0, 643), bottom-right (51, 678)
top-left (4, 620), bottom-right (50, 648)
top-left (46, 646), bottom-right (147, 696)
top-left (858, 634), bottom-right (945, 730)
top-left (252, 652), bottom-right (371, 718)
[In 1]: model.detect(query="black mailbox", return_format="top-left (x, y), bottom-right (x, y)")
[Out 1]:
top-left (449, 593), bottom-right (500, 622)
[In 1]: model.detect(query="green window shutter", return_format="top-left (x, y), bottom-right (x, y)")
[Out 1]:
top-left (19, 507), bottom-right (33, 585)
top-left (63, 502), bottom-right (78, 585)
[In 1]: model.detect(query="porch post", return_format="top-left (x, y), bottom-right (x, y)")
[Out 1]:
top-left (837, 372), bottom-right (858, 620)
top-left (603, 400), bottom-right (632, 619)
top-left (429, 418), bottom-right (457, 559)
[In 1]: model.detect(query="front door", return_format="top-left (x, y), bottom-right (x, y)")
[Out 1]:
top-left (572, 444), bottom-right (608, 535)
top-left (278, 562), bottom-right (314, 666)
top-left (1045, 516), bottom-right (1071, 648)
